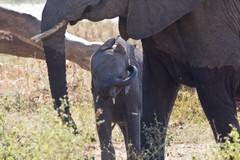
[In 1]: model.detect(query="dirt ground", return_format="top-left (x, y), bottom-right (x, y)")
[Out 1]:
top-left (166, 143), bottom-right (214, 160)
top-left (84, 125), bottom-right (216, 160)
top-left (84, 141), bottom-right (215, 160)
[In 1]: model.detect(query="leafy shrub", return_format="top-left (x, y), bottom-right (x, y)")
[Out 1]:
top-left (0, 100), bottom-right (97, 160)
top-left (129, 116), bottom-right (174, 160)
top-left (209, 127), bottom-right (240, 160)
top-left (172, 86), bottom-right (206, 124)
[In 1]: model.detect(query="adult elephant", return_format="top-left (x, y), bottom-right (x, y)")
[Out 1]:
top-left (32, 0), bottom-right (240, 159)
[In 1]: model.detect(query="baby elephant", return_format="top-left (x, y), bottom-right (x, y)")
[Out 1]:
top-left (91, 36), bottom-right (142, 160)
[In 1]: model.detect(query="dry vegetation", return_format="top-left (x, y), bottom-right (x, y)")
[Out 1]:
top-left (0, 7), bottom-right (239, 160)
top-left (0, 0), bottom-right (45, 3)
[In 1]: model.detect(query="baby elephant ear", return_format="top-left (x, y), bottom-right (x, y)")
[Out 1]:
top-left (115, 40), bottom-right (132, 65)
top-left (98, 38), bottom-right (116, 51)
top-left (115, 41), bottom-right (127, 55)
top-left (126, 0), bottom-right (205, 39)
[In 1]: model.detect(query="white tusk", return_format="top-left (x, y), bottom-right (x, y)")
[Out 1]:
top-left (130, 112), bottom-right (138, 116)
top-left (31, 19), bottom-right (68, 43)
top-left (96, 95), bottom-right (100, 102)
top-left (112, 98), bottom-right (116, 104)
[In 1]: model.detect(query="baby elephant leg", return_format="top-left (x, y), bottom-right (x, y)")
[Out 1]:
top-left (95, 106), bottom-right (115, 160)
top-left (126, 113), bottom-right (141, 159)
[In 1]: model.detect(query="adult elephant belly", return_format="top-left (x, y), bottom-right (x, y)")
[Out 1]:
top-left (150, 5), bottom-right (240, 88)
top-left (153, 19), bottom-right (240, 69)
top-left (147, 49), bottom-right (196, 87)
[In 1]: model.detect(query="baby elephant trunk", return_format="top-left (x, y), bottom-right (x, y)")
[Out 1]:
top-left (96, 65), bottom-right (138, 98)
top-left (113, 65), bottom-right (138, 87)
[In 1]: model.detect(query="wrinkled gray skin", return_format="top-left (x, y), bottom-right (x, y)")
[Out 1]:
top-left (41, 0), bottom-right (240, 159)
top-left (91, 37), bottom-right (142, 160)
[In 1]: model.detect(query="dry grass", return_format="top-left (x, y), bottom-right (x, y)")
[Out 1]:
top-left (67, 21), bottom-right (119, 42)
top-left (67, 21), bottom-right (142, 49)
top-left (0, 0), bottom-right (45, 3)
top-left (0, 21), bottom-right (239, 160)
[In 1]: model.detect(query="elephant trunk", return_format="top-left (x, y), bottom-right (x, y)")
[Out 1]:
top-left (94, 65), bottom-right (138, 104)
top-left (114, 65), bottom-right (138, 87)
top-left (102, 65), bottom-right (138, 89)
top-left (41, 5), bottom-right (78, 133)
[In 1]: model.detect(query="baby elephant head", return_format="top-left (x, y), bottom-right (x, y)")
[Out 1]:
top-left (91, 37), bottom-right (138, 103)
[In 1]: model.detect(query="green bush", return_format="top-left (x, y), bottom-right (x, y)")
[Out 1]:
top-left (0, 98), bottom-right (96, 160)
top-left (172, 86), bottom-right (206, 124)
top-left (134, 116), bottom-right (174, 160)
top-left (209, 127), bottom-right (240, 160)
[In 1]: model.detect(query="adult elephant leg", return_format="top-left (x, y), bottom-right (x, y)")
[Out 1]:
top-left (193, 67), bottom-right (240, 142)
top-left (141, 38), bottom-right (180, 159)
top-left (95, 105), bottom-right (115, 160)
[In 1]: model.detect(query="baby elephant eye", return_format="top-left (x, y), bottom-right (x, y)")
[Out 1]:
top-left (118, 73), bottom-right (126, 79)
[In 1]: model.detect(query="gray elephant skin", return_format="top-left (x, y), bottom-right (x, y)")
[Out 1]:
top-left (38, 0), bottom-right (240, 159)
top-left (91, 37), bottom-right (142, 159)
